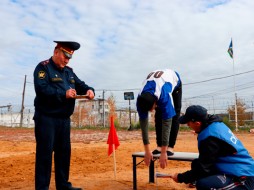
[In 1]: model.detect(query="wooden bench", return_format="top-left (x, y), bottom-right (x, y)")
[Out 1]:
top-left (132, 152), bottom-right (199, 190)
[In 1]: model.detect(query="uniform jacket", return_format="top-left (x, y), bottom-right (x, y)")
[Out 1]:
top-left (33, 57), bottom-right (94, 118)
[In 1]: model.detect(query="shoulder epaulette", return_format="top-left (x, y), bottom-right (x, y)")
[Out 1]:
top-left (40, 59), bottom-right (50, 65)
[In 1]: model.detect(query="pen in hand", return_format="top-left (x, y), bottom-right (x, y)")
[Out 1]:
top-left (68, 86), bottom-right (76, 98)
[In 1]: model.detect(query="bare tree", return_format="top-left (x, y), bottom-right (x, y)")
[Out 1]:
top-left (227, 98), bottom-right (248, 126)
top-left (107, 93), bottom-right (118, 126)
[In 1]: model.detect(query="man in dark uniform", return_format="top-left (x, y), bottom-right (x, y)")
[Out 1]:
top-left (33, 41), bottom-right (95, 190)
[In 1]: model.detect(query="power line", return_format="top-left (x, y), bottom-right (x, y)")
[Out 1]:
top-left (96, 69), bottom-right (254, 91)
top-left (185, 82), bottom-right (254, 99)
top-left (184, 69), bottom-right (254, 85)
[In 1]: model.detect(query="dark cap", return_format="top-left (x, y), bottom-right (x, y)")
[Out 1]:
top-left (137, 92), bottom-right (156, 112)
top-left (54, 41), bottom-right (80, 59)
top-left (179, 105), bottom-right (208, 124)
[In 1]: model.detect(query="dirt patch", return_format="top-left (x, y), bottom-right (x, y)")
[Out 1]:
top-left (0, 127), bottom-right (253, 190)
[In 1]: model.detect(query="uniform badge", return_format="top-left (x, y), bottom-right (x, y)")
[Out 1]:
top-left (38, 71), bottom-right (46, 79)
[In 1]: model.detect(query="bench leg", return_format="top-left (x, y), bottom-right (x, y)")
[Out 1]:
top-left (149, 160), bottom-right (155, 183)
top-left (133, 156), bottom-right (137, 190)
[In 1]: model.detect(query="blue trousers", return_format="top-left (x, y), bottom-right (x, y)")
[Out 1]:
top-left (34, 113), bottom-right (72, 190)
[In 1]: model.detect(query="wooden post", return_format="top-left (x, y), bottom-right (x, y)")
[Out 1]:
top-left (20, 75), bottom-right (26, 127)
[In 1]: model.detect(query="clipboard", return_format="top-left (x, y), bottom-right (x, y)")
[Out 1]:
top-left (75, 95), bottom-right (90, 99)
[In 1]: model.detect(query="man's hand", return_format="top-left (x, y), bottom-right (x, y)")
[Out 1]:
top-left (144, 151), bottom-right (153, 166)
top-left (85, 89), bottom-right (95, 100)
top-left (159, 151), bottom-right (167, 169)
top-left (66, 88), bottom-right (77, 99)
top-left (171, 173), bottom-right (179, 182)
top-left (159, 146), bottom-right (168, 169)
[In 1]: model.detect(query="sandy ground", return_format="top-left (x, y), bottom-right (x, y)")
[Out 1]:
top-left (0, 126), bottom-right (253, 190)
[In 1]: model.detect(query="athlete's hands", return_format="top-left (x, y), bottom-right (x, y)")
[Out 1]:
top-left (144, 151), bottom-right (154, 166)
top-left (159, 151), bottom-right (168, 169)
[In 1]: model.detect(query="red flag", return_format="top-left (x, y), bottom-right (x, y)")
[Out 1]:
top-left (107, 116), bottom-right (120, 156)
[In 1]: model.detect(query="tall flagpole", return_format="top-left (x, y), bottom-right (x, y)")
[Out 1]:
top-left (228, 38), bottom-right (238, 131)
top-left (232, 57), bottom-right (238, 131)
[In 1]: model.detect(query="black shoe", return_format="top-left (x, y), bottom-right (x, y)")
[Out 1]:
top-left (167, 151), bottom-right (174, 156)
top-left (152, 149), bottom-right (161, 154)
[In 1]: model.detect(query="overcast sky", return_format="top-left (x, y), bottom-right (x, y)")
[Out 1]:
top-left (0, 0), bottom-right (254, 112)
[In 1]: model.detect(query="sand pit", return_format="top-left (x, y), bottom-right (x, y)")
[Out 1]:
top-left (0, 126), bottom-right (253, 190)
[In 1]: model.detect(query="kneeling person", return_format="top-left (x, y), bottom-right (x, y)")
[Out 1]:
top-left (171, 105), bottom-right (254, 189)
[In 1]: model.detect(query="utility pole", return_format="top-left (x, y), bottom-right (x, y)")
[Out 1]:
top-left (20, 75), bottom-right (27, 127)
top-left (252, 101), bottom-right (254, 126)
top-left (128, 98), bottom-right (132, 130)
top-left (103, 90), bottom-right (105, 128)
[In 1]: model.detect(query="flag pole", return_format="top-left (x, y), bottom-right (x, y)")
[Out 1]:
top-left (107, 116), bottom-right (119, 179)
top-left (232, 57), bottom-right (238, 131)
top-left (112, 144), bottom-right (117, 179)
top-left (228, 38), bottom-right (238, 131)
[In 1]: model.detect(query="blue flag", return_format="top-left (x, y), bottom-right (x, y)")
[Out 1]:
top-left (228, 39), bottom-right (233, 59)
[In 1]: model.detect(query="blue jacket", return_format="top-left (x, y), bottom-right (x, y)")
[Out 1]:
top-left (198, 122), bottom-right (254, 177)
top-left (178, 115), bottom-right (254, 184)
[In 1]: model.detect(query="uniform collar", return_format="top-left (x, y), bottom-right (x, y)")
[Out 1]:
top-left (50, 57), bottom-right (65, 72)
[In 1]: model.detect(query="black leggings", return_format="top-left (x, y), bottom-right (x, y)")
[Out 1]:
top-left (155, 83), bottom-right (182, 148)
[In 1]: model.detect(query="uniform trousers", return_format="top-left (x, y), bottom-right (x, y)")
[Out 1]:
top-left (155, 83), bottom-right (182, 148)
top-left (34, 113), bottom-right (72, 190)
